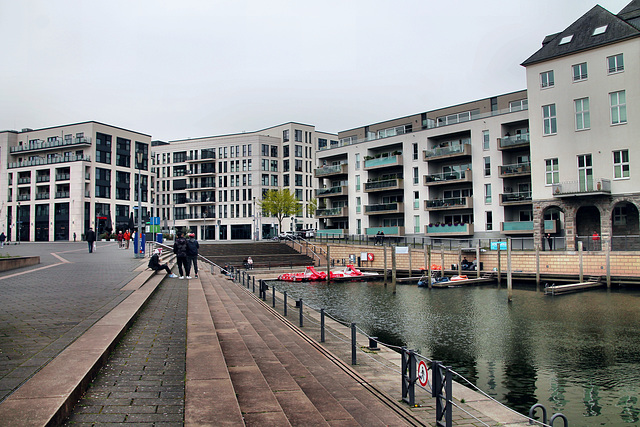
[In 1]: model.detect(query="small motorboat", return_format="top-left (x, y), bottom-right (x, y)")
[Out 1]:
top-left (330, 265), bottom-right (379, 280)
top-left (278, 266), bottom-right (327, 282)
top-left (450, 275), bottom-right (468, 281)
top-left (417, 274), bottom-right (449, 287)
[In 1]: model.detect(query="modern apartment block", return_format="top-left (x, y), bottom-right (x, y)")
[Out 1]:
top-left (523, 0), bottom-right (640, 250)
top-left (0, 122), bottom-right (152, 242)
top-left (152, 123), bottom-right (337, 241)
top-left (315, 91), bottom-right (531, 242)
top-left (315, 0), bottom-right (640, 251)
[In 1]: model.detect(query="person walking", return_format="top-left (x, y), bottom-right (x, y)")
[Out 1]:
top-left (73, 232), bottom-right (77, 242)
top-left (86, 227), bottom-right (96, 253)
top-left (148, 249), bottom-right (177, 277)
top-left (0, 232), bottom-right (5, 248)
top-left (173, 231), bottom-right (190, 279)
top-left (124, 230), bottom-right (131, 249)
top-left (186, 233), bottom-right (200, 278)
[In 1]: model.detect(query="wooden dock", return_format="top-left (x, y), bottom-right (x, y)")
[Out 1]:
top-left (431, 277), bottom-right (495, 288)
top-left (544, 281), bottom-right (605, 295)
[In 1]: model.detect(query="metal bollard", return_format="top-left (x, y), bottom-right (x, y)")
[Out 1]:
top-left (283, 291), bottom-right (288, 316)
top-left (368, 336), bottom-right (379, 351)
top-left (299, 299), bottom-right (303, 327)
top-left (272, 285), bottom-right (276, 308)
top-left (252, 277), bottom-right (255, 293)
top-left (320, 308), bottom-right (325, 343)
top-left (351, 323), bottom-right (357, 365)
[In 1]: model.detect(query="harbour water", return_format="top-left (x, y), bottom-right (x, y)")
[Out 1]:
top-left (266, 279), bottom-right (640, 426)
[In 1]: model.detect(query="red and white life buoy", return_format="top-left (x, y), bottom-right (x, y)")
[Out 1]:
top-left (367, 253), bottom-right (374, 262)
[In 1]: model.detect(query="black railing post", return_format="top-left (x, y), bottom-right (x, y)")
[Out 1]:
top-left (401, 348), bottom-right (416, 407)
top-left (320, 308), bottom-right (325, 342)
top-left (299, 299), bottom-right (303, 327)
top-left (252, 277), bottom-right (255, 293)
top-left (283, 291), bottom-right (288, 316)
top-left (272, 285), bottom-right (276, 308)
top-left (351, 323), bottom-right (357, 365)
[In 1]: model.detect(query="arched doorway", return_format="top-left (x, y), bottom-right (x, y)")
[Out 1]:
top-left (541, 205), bottom-right (565, 250)
top-left (611, 201), bottom-right (640, 251)
top-left (575, 206), bottom-right (601, 250)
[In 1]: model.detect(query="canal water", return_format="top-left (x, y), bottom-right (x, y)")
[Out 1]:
top-left (266, 279), bottom-right (640, 426)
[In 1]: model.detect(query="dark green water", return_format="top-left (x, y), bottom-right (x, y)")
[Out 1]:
top-left (267, 279), bottom-right (640, 426)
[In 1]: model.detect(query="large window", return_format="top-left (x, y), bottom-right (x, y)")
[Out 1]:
top-left (607, 53), bottom-right (624, 73)
top-left (577, 154), bottom-right (593, 192)
top-left (575, 98), bottom-right (590, 130)
top-left (543, 104), bottom-right (557, 135)
top-left (610, 91), bottom-right (627, 124)
top-left (545, 158), bottom-right (559, 185)
top-left (96, 133), bottom-right (112, 165)
top-left (540, 70), bottom-right (554, 88)
top-left (483, 157), bottom-right (491, 176)
top-left (484, 184), bottom-right (491, 204)
top-left (613, 149), bottom-right (629, 179)
top-left (283, 129), bottom-right (289, 142)
top-left (482, 130), bottom-right (490, 150)
top-left (572, 62), bottom-right (588, 81)
top-left (294, 129), bottom-right (303, 142)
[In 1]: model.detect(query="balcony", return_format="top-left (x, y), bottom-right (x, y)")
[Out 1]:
top-left (424, 143), bottom-right (471, 161)
top-left (8, 154), bottom-right (91, 169)
top-left (316, 207), bottom-right (349, 218)
top-left (17, 194), bottom-right (31, 201)
top-left (36, 193), bottom-right (50, 200)
top-left (17, 178), bottom-right (31, 185)
top-left (499, 191), bottom-right (532, 205)
top-left (55, 191), bottom-right (70, 199)
top-left (186, 197), bottom-right (216, 205)
top-left (9, 137), bottom-right (91, 154)
top-left (187, 167), bottom-right (216, 177)
top-left (365, 226), bottom-right (405, 236)
top-left (424, 196), bottom-right (473, 211)
top-left (424, 169), bottom-right (472, 186)
top-left (36, 176), bottom-right (50, 183)
top-left (552, 179), bottom-right (611, 197)
top-left (364, 202), bottom-right (404, 215)
top-left (186, 152), bottom-right (216, 163)
top-left (425, 223), bottom-right (474, 237)
top-left (56, 174), bottom-right (70, 181)
top-left (363, 154), bottom-right (403, 171)
top-left (364, 178), bottom-right (403, 193)
top-left (498, 162), bottom-right (531, 178)
top-left (314, 163), bottom-right (348, 178)
top-left (498, 133), bottom-right (530, 150)
top-left (315, 186), bottom-right (348, 198)
top-left (501, 220), bottom-right (558, 235)
top-left (317, 228), bottom-right (347, 236)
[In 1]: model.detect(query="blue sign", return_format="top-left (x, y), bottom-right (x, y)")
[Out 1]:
top-left (490, 241), bottom-right (507, 250)
top-left (151, 217), bottom-right (160, 225)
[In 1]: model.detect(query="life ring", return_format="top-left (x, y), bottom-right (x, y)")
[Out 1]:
top-left (367, 253), bottom-right (374, 262)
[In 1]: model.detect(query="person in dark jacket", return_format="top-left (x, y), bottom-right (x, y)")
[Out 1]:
top-left (86, 227), bottom-right (96, 253)
top-left (148, 249), bottom-right (177, 277)
top-left (173, 231), bottom-right (190, 279)
top-left (186, 233), bottom-right (200, 278)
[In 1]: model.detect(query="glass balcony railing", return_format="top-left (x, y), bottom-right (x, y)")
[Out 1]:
top-left (364, 202), bottom-right (403, 213)
top-left (498, 162), bottom-right (531, 176)
top-left (363, 178), bottom-right (403, 191)
top-left (498, 133), bottom-right (530, 149)
top-left (425, 197), bottom-right (472, 209)
top-left (8, 154), bottom-right (91, 169)
top-left (316, 207), bottom-right (348, 217)
top-left (424, 169), bottom-right (471, 184)
top-left (9, 137), bottom-right (91, 153)
top-left (500, 191), bottom-right (532, 203)
top-left (314, 164), bottom-right (348, 177)
top-left (424, 143), bottom-right (471, 159)
top-left (363, 154), bottom-right (402, 169)
top-left (315, 186), bottom-right (347, 197)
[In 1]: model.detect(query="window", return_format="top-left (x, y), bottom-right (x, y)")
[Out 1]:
top-left (613, 206), bottom-right (627, 225)
top-left (510, 99), bottom-right (528, 112)
top-left (483, 157), bottom-right (491, 176)
top-left (356, 197), bottom-right (361, 214)
top-left (412, 143), bottom-right (418, 160)
top-left (545, 159), bottom-right (559, 185)
top-left (294, 145), bottom-right (302, 157)
top-left (294, 130), bottom-right (303, 142)
top-left (593, 25), bottom-right (607, 36)
top-left (413, 167), bottom-right (419, 184)
top-left (482, 130), bottom-right (490, 150)
top-left (613, 149), bottom-right (629, 179)
top-left (575, 98), bottom-right (590, 130)
top-left (283, 129), bottom-right (289, 142)
top-left (540, 70), bottom-right (554, 88)
top-left (577, 154), bottom-right (593, 192)
top-left (484, 184), bottom-right (491, 204)
top-left (355, 153), bottom-right (360, 169)
top-left (356, 175), bottom-right (360, 191)
top-left (559, 35), bottom-right (573, 45)
top-left (572, 62), bottom-right (588, 81)
top-left (607, 54), bottom-right (624, 73)
top-left (610, 91), bottom-right (627, 124)
top-left (543, 104), bottom-right (557, 135)
top-left (414, 215), bottom-right (420, 233)
top-left (414, 191), bottom-right (420, 209)
top-left (486, 211), bottom-right (493, 231)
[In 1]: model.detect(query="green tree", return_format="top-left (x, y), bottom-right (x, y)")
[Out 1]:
top-left (260, 189), bottom-right (301, 233)
top-left (306, 197), bottom-right (318, 217)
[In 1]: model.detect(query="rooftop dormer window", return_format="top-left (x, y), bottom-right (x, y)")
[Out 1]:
top-left (559, 35), bottom-right (573, 45)
top-left (593, 25), bottom-right (607, 36)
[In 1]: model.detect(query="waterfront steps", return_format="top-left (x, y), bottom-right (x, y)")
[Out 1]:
top-left (196, 270), bottom-right (413, 425)
top-left (200, 241), bottom-right (314, 269)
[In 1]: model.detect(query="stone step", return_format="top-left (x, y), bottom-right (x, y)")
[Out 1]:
top-left (207, 273), bottom-right (410, 425)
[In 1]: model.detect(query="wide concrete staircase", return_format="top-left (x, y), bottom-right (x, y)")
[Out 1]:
top-left (188, 270), bottom-right (413, 426)
top-left (199, 241), bottom-right (315, 269)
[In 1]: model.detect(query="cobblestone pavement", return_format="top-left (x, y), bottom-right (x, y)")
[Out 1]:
top-left (63, 278), bottom-right (187, 426)
top-left (0, 242), bottom-right (145, 403)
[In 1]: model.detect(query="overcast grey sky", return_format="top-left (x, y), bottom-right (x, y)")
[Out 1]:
top-left (0, 0), bottom-right (632, 140)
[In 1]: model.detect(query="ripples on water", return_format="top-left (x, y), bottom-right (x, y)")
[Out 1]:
top-left (268, 279), bottom-right (640, 425)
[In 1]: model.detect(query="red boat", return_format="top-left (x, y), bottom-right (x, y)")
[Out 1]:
top-left (329, 265), bottom-right (380, 279)
top-left (278, 266), bottom-right (327, 282)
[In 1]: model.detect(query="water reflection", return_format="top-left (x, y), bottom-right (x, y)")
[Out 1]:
top-left (267, 280), bottom-right (640, 425)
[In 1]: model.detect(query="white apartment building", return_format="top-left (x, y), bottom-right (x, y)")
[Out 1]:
top-left (0, 122), bottom-right (152, 241)
top-left (152, 123), bottom-right (337, 241)
top-left (315, 92), bottom-right (531, 242)
top-left (523, 0), bottom-right (640, 250)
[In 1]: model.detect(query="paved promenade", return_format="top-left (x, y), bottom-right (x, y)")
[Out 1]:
top-left (0, 242), bottom-right (530, 426)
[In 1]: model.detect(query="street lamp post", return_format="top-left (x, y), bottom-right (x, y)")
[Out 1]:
top-left (136, 151), bottom-right (143, 258)
top-left (16, 201), bottom-right (20, 245)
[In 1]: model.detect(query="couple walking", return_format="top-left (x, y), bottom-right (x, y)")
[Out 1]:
top-left (173, 231), bottom-right (200, 279)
